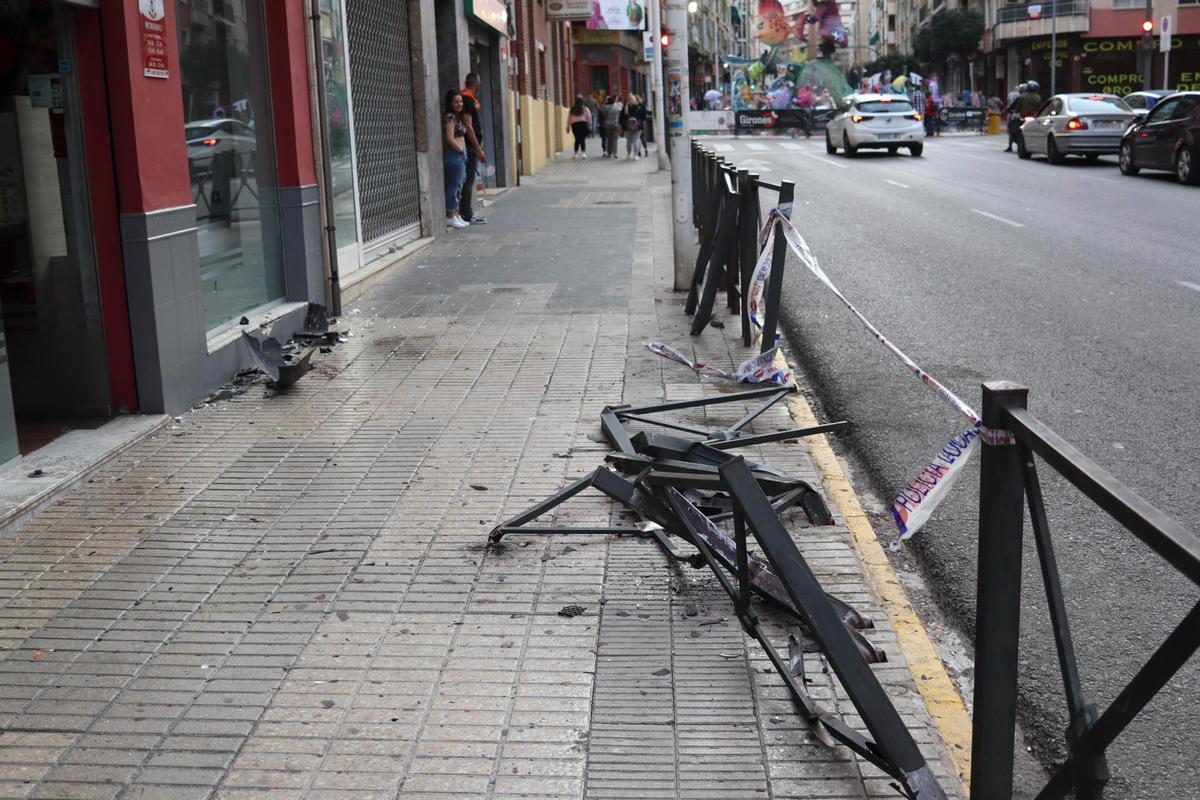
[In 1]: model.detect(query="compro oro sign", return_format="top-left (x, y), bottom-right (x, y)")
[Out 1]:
top-left (547, 0), bottom-right (647, 30)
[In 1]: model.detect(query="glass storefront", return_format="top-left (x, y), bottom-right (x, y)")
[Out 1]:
top-left (319, 0), bottom-right (359, 256)
top-left (176, 0), bottom-right (285, 330)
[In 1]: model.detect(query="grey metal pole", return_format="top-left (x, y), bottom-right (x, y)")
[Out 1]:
top-left (1144, 0), bottom-right (1154, 90)
top-left (650, 0), bottom-right (669, 171)
top-left (668, 0), bottom-right (696, 290)
top-left (969, 381), bottom-right (1029, 800)
top-left (308, 0), bottom-right (342, 316)
top-left (1050, 0), bottom-right (1058, 96)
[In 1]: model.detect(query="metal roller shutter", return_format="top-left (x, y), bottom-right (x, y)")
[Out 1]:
top-left (346, 0), bottom-right (421, 244)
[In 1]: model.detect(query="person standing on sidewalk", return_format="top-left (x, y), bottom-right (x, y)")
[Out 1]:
top-left (442, 90), bottom-right (470, 229)
top-left (601, 95), bottom-right (623, 159)
top-left (621, 95), bottom-right (646, 159)
top-left (459, 73), bottom-right (487, 225)
top-left (567, 96), bottom-right (592, 159)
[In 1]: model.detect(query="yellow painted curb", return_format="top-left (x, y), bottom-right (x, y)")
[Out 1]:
top-left (775, 355), bottom-right (973, 792)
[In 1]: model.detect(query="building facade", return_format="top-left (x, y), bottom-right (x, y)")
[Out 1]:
top-left (983, 0), bottom-right (1200, 96)
top-left (0, 0), bottom-right (588, 469)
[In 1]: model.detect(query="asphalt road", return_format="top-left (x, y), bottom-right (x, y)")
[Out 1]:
top-left (695, 132), bottom-right (1200, 798)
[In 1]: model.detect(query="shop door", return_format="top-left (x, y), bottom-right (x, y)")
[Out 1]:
top-left (0, 2), bottom-right (115, 458)
top-left (345, 0), bottom-right (422, 262)
top-left (470, 40), bottom-right (498, 190)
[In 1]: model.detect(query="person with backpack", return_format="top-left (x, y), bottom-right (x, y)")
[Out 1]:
top-left (601, 95), bottom-right (623, 160)
top-left (621, 95), bottom-right (647, 159)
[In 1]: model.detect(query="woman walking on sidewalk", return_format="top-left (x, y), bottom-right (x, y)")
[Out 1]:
top-left (621, 95), bottom-right (646, 159)
top-left (567, 96), bottom-right (592, 159)
top-left (442, 90), bottom-right (470, 229)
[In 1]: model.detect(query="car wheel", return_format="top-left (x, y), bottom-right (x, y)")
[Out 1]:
top-left (843, 132), bottom-right (857, 158)
top-left (1017, 135), bottom-right (1031, 159)
top-left (1119, 142), bottom-right (1140, 175)
top-left (1177, 147), bottom-right (1200, 185)
top-left (1047, 136), bottom-right (1065, 164)
top-left (826, 130), bottom-right (837, 154)
top-left (908, 143), bottom-right (923, 157)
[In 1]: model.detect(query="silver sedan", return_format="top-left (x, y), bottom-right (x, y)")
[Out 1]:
top-left (1019, 93), bottom-right (1135, 163)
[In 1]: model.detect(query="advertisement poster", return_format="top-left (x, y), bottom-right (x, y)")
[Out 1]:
top-left (139, 0), bottom-right (169, 79)
top-left (546, 0), bottom-right (647, 30)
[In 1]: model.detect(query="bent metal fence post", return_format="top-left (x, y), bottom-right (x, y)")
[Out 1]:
top-left (687, 143), bottom-right (793, 351)
top-left (973, 381), bottom-right (1200, 800)
top-left (485, 395), bottom-right (950, 799)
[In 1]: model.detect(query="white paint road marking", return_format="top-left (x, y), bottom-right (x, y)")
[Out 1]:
top-left (1179, 280), bottom-right (1200, 293)
top-left (778, 142), bottom-right (806, 150)
top-left (709, 143), bottom-right (734, 152)
top-left (745, 142), bottom-right (769, 151)
top-left (970, 208), bottom-right (1025, 228)
top-left (800, 151), bottom-right (849, 169)
top-left (884, 179), bottom-right (910, 189)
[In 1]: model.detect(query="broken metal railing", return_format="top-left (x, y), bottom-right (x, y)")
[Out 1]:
top-left (973, 382), bottom-right (1200, 800)
top-left (487, 391), bottom-right (949, 799)
top-left (688, 141), bottom-right (794, 352)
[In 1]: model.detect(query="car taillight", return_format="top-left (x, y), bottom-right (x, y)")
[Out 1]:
top-left (851, 114), bottom-right (874, 123)
top-left (201, 138), bottom-right (219, 146)
top-left (905, 113), bottom-right (922, 121)
top-left (1065, 117), bottom-right (1088, 131)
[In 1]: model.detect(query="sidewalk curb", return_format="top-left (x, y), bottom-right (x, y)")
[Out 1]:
top-left (776, 355), bottom-right (973, 792)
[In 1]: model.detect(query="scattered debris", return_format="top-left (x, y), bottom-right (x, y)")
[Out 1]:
top-left (652, 667), bottom-right (671, 676)
top-left (557, 604), bottom-right (586, 618)
top-left (26, 469), bottom-right (44, 478)
top-left (469, 484), bottom-right (489, 491)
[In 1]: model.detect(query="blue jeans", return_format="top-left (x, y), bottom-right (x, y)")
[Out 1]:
top-left (444, 150), bottom-right (466, 214)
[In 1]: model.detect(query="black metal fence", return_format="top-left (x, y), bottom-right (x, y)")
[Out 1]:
top-left (973, 381), bottom-right (1199, 800)
top-left (685, 137), bottom-right (1200, 800)
top-left (687, 140), bottom-right (792, 353)
top-left (732, 107), bottom-right (837, 138)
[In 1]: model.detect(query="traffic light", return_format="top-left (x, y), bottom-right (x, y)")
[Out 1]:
top-left (1141, 19), bottom-right (1153, 33)
top-left (660, 32), bottom-right (671, 47)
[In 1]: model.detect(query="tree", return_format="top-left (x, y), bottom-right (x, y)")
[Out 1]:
top-left (912, 9), bottom-right (984, 70)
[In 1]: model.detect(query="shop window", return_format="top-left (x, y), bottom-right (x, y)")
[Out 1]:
top-left (177, 0), bottom-right (285, 330)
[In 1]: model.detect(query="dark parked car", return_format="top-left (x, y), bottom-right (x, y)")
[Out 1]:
top-left (1118, 91), bottom-right (1200, 185)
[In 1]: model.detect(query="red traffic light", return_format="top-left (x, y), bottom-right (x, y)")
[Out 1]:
top-left (660, 32), bottom-right (671, 46)
top-left (1141, 19), bottom-right (1153, 32)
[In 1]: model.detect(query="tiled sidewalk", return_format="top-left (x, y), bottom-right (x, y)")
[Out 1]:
top-left (0, 149), bottom-right (963, 799)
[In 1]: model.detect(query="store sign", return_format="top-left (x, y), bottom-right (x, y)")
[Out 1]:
top-left (466, 0), bottom-right (508, 36)
top-left (547, 0), bottom-right (647, 30)
top-left (139, 0), bottom-right (168, 79)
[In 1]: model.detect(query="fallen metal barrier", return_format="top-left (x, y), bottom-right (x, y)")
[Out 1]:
top-left (487, 390), bottom-right (950, 799)
top-left (972, 382), bottom-right (1200, 800)
top-left (688, 141), bottom-right (793, 353)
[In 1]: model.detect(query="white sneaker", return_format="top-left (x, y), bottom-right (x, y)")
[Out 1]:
top-left (582, 153), bottom-right (587, 159)
top-left (450, 215), bottom-right (470, 229)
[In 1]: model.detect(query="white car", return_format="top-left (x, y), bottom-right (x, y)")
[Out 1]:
top-left (826, 94), bottom-right (925, 157)
top-left (185, 118), bottom-right (258, 174)
top-left (1018, 94), bottom-right (1134, 163)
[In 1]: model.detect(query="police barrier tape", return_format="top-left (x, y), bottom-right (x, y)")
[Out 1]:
top-left (760, 207), bottom-right (1013, 540)
top-left (644, 341), bottom-right (795, 386)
